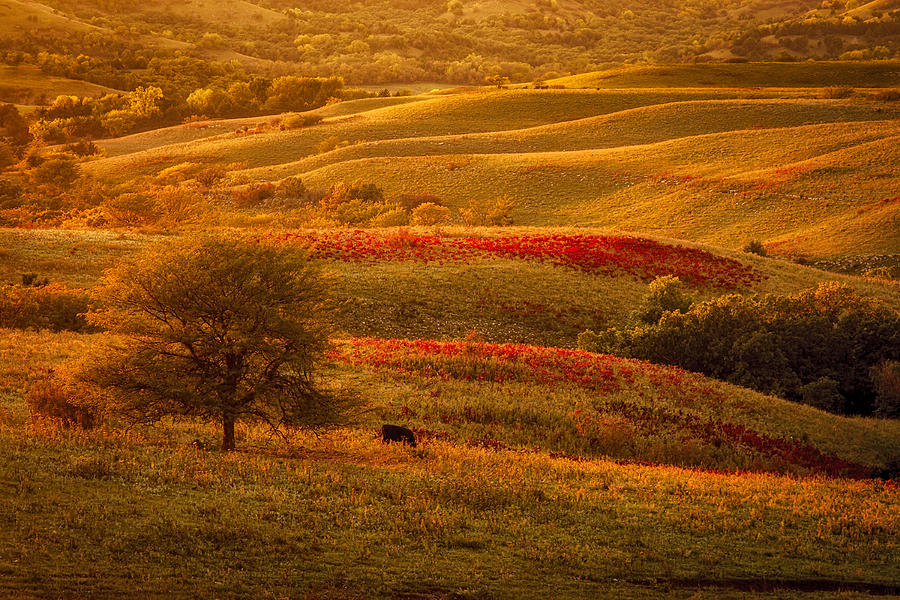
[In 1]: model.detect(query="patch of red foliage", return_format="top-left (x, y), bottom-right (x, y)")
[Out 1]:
top-left (269, 230), bottom-right (763, 288)
top-left (335, 337), bottom-right (874, 479)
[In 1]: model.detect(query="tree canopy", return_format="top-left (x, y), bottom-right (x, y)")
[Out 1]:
top-left (75, 234), bottom-right (348, 450)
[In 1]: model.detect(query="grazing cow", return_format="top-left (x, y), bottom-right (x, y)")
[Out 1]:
top-left (381, 424), bottom-right (417, 447)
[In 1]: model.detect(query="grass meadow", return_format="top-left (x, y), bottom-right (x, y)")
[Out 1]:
top-left (3, 60), bottom-right (900, 599)
top-left (81, 85), bottom-right (900, 257)
top-left (1, 329), bottom-right (898, 600)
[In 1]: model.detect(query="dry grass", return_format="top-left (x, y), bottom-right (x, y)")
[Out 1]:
top-left (0, 328), bottom-right (897, 599)
top-left (551, 61), bottom-right (900, 89)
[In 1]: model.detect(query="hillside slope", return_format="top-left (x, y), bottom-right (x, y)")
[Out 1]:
top-left (286, 121), bottom-right (899, 255)
top-left (2, 227), bottom-right (898, 345)
top-left (0, 326), bottom-right (897, 598)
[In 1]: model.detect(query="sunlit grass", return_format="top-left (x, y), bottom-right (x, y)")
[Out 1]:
top-left (1, 327), bottom-right (898, 598)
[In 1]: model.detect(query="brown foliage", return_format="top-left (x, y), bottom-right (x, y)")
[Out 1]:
top-left (26, 376), bottom-right (97, 429)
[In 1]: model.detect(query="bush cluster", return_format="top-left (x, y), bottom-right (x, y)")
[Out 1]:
top-left (25, 378), bottom-right (97, 429)
top-left (0, 283), bottom-right (93, 332)
top-left (579, 282), bottom-right (900, 416)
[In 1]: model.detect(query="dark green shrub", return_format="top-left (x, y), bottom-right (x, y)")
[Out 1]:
top-left (871, 361), bottom-right (900, 418)
top-left (0, 284), bottom-right (93, 332)
top-left (631, 275), bottom-right (693, 325)
top-left (743, 240), bottom-right (767, 256)
top-left (580, 283), bottom-right (900, 415)
top-left (800, 377), bottom-right (845, 413)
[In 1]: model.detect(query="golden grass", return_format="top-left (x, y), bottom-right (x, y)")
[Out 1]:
top-left (0, 65), bottom-right (122, 103)
top-left (0, 328), bottom-right (897, 598)
top-left (84, 88), bottom-right (807, 181)
top-left (551, 61), bottom-right (900, 89)
top-left (283, 121), bottom-right (899, 256)
top-left (239, 98), bottom-right (900, 181)
top-left (81, 87), bottom-right (899, 256)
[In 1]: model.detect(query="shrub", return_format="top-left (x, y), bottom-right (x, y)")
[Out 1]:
top-left (152, 186), bottom-right (206, 225)
top-left (195, 165), bottom-right (226, 187)
top-left (411, 202), bottom-right (451, 225)
top-left (64, 140), bottom-right (100, 157)
top-left (823, 86), bottom-right (854, 99)
top-left (276, 176), bottom-right (306, 198)
top-left (31, 158), bottom-right (80, 188)
top-left (26, 378), bottom-right (96, 429)
top-left (0, 284), bottom-right (93, 332)
top-left (369, 207), bottom-right (409, 227)
top-left (105, 192), bottom-right (158, 226)
top-left (396, 193), bottom-right (444, 212)
top-left (21, 273), bottom-right (49, 287)
top-left (233, 182), bottom-right (275, 209)
top-left (320, 181), bottom-right (383, 208)
top-left (873, 89), bottom-right (900, 102)
top-left (580, 283), bottom-right (900, 415)
top-left (799, 377), bottom-right (845, 413)
top-left (333, 199), bottom-right (389, 225)
top-left (348, 183), bottom-right (384, 204)
top-left (154, 162), bottom-right (204, 186)
top-left (871, 361), bottom-right (900, 418)
top-left (316, 135), bottom-right (350, 154)
top-left (460, 196), bottom-right (515, 226)
top-left (631, 275), bottom-right (693, 325)
top-left (743, 240), bottom-right (767, 256)
top-left (282, 113), bottom-right (323, 129)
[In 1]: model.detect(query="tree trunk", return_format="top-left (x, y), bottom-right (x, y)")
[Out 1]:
top-left (222, 417), bottom-right (235, 451)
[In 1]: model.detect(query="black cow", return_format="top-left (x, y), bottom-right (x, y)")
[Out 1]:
top-left (381, 424), bottom-right (417, 447)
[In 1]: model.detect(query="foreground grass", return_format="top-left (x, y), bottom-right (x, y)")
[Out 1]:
top-left (3, 423), bottom-right (898, 600)
top-left (1, 329), bottom-right (898, 599)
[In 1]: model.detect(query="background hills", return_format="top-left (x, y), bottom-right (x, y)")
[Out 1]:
top-left (1, 0), bottom-right (899, 103)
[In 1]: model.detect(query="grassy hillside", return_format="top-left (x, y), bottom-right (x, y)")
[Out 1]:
top-left (552, 61), bottom-right (900, 89)
top-left (76, 85), bottom-right (900, 257)
top-left (0, 65), bottom-right (122, 105)
top-left (285, 121), bottom-right (899, 256)
top-left (86, 88), bottom-right (804, 180)
top-left (0, 328), bottom-right (897, 599)
top-left (240, 98), bottom-right (900, 179)
top-left (94, 96), bottom-right (431, 158)
top-left (2, 227), bottom-right (897, 347)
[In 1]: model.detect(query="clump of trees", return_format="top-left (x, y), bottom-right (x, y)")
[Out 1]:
top-left (578, 282), bottom-right (900, 416)
top-left (27, 77), bottom-right (345, 144)
top-left (66, 235), bottom-right (353, 450)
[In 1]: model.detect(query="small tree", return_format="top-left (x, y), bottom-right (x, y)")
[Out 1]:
top-left (411, 202), bottom-right (451, 225)
top-left (74, 235), bottom-right (347, 450)
top-left (631, 275), bottom-right (693, 324)
top-left (743, 239), bottom-right (767, 256)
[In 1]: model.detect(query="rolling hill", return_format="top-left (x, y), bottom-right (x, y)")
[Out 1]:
top-left (70, 85), bottom-right (899, 258)
top-left (0, 325), bottom-right (897, 598)
top-left (2, 227), bottom-right (897, 346)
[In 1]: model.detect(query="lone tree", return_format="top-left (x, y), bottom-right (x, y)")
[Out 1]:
top-left (78, 235), bottom-right (345, 450)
